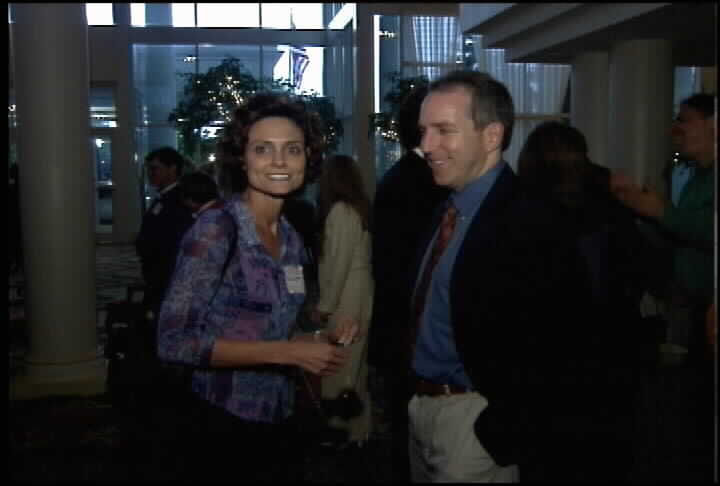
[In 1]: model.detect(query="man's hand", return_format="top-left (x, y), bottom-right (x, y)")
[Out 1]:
top-left (610, 171), bottom-right (666, 220)
top-left (328, 315), bottom-right (363, 347)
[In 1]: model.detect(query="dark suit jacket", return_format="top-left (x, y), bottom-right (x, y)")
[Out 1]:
top-left (407, 163), bottom-right (594, 469)
top-left (136, 184), bottom-right (195, 315)
top-left (370, 150), bottom-right (449, 369)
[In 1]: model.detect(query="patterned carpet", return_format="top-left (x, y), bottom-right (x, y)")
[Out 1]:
top-left (9, 243), bottom-right (395, 483)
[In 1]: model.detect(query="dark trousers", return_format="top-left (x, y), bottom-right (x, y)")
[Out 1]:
top-left (167, 392), bottom-right (303, 483)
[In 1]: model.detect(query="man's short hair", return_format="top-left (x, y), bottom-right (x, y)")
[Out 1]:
top-left (428, 70), bottom-right (515, 152)
top-left (145, 147), bottom-right (187, 176)
top-left (396, 85), bottom-right (429, 152)
top-left (681, 93), bottom-right (716, 119)
top-left (178, 171), bottom-right (219, 206)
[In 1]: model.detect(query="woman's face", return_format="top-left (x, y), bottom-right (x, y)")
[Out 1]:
top-left (244, 116), bottom-right (307, 198)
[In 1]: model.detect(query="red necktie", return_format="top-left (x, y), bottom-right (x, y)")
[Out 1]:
top-left (408, 203), bottom-right (458, 365)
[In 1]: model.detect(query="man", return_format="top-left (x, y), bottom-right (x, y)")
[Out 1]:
top-left (370, 85), bottom-right (449, 481)
top-left (405, 71), bottom-right (592, 482)
top-left (611, 93), bottom-right (715, 360)
top-left (136, 147), bottom-right (195, 322)
top-left (611, 93), bottom-right (715, 482)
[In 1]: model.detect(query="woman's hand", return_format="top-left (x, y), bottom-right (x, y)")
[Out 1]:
top-left (288, 340), bottom-right (350, 376)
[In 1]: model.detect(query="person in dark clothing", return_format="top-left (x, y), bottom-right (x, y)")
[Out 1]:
top-left (136, 147), bottom-right (195, 322)
top-left (178, 170), bottom-right (224, 218)
top-left (369, 85), bottom-right (448, 482)
top-left (516, 120), bottom-right (656, 481)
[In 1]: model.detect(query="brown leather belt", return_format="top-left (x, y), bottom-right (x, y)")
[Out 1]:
top-left (412, 375), bottom-right (470, 397)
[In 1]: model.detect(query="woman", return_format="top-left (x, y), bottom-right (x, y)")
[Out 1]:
top-left (312, 154), bottom-right (374, 449)
top-left (157, 93), bottom-right (357, 482)
top-left (516, 121), bottom-right (653, 481)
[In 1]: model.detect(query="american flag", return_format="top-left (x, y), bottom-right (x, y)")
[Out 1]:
top-left (291, 45), bottom-right (309, 89)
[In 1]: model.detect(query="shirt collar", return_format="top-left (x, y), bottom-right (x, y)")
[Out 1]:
top-left (192, 199), bottom-right (218, 219)
top-left (451, 161), bottom-right (506, 217)
top-left (158, 181), bottom-right (178, 197)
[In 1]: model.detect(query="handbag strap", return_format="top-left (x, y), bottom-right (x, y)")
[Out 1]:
top-left (208, 210), bottom-right (238, 306)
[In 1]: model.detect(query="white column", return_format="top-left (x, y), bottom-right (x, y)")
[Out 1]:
top-left (607, 39), bottom-right (674, 193)
top-left (353, 4), bottom-right (377, 197)
top-left (11, 3), bottom-right (105, 399)
top-left (571, 50), bottom-right (609, 168)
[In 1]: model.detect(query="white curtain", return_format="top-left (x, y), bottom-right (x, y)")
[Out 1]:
top-left (402, 16), bottom-right (462, 80)
top-left (473, 37), bottom-right (571, 171)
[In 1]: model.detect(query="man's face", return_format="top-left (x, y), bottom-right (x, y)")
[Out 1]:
top-left (546, 151), bottom-right (587, 209)
top-left (673, 105), bottom-right (715, 163)
top-left (418, 88), bottom-right (499, 191)
top-left (146, 159), bottom-right (177, 190)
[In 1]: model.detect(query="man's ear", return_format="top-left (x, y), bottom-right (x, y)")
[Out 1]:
top-left (483, 122), bottom-right (504, 153)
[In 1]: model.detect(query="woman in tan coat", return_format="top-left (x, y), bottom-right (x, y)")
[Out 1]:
top-left (312, 154), bottom-right (374, 448)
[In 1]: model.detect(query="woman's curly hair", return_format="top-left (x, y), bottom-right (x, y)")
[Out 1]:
top-left (216, 92), bottom-right (327, 195)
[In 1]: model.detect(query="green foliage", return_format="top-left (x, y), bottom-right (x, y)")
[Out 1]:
top-left (369, 73), bottom-right (429, 141)
top-left (168, 56), bottom-right (343, 164)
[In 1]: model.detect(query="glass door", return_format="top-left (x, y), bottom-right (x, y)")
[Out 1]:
top-left (93, 134), bottom-right (113, 232)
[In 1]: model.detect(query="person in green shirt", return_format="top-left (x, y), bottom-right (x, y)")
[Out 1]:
top-left (611, 93), bottom-right (715, 360)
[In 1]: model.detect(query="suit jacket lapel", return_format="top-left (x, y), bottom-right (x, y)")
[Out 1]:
top-left (450, 165), bottom-right (519, 318)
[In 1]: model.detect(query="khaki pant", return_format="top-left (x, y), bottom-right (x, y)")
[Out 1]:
top-left (408, 393), bottom-right (519, 483)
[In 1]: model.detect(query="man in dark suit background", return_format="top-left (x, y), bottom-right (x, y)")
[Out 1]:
top-left (405, 70), bottom-right (593, 482)
top-left (136, 147), bottom-right (194, 323)
top-left (370, 84), bottom-right (449, 482)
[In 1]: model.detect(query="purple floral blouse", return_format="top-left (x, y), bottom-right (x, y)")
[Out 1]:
top-left (157, 194), bottom-right (307, 423)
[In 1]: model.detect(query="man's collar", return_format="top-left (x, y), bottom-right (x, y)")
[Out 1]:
top-left (193, 199), bottom-right (218, 218)
top-left (158, 181), bottom-right (178, 196)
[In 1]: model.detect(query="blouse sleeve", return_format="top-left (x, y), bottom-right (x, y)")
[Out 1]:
top-left (157, 210), bottom-right (235, 367)
top-left (316, 202), bottom-right (362, 315)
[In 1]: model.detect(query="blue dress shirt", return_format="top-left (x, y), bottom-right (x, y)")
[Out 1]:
top-left (412, 161), bottom-right (506, 388)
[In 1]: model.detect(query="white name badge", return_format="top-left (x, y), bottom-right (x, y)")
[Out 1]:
top-left (284, 265), bottom-right (305, 294)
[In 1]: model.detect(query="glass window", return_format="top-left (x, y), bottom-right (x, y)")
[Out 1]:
top-left (93, 135), bottom-right (113, 229)
top-left (674, 67), bottom-right (701, 116)
top-left (86, 3), bottom-right (114, 26)
top-left (261, 3), bottom-right (323, 29)
top-left (172, 3), bottom-right (195, 27)
top-left (130, 3), bottom-right (146, 27)
top-left (90, 85), bottom-right (118, 128)
top-left (131, 3), bottom-right (192, 27)
top-left (196, 3), bottom-right (260, 28)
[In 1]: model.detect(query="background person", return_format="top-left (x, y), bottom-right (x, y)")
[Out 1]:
top-left (178, 170), bottom-right (224, 217)
top-left (610, 93), bottom-right (715, 364)
top-left (369, 84), bottom-right (449, 481)
top-left (157, 92), bottom-right (358, 482)
top-left (135, 147), bottom-right (195, 322)
top-left (312, 154), bottom-right (374, 449)
top-left (516, 120), bottom-right (656, 481)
